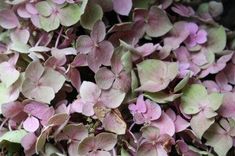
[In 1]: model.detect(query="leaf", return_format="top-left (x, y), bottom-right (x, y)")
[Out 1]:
top-left (144, 92), bottom-right (182, 104)
top-left (0, 130), bottom-right (27, 143)
top-left (205, 26), bottom-right (226, 54)
top-left (181, 84), bottom-right (207, 114)
top-left (80, 3), bottom-right (103, 30)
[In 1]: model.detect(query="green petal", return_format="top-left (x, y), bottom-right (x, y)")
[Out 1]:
top-left (181, 84), bottom-right (207, 114)
top-left (0, 129), bottom-right (27, 143)
top-left (80, 3), bottom-right (103, 30)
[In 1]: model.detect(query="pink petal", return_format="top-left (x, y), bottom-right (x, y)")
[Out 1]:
top-left (80, 81), bottom-right (101, 103)
top-left (196, 29), bottom-right (207, 44)
top-left (76, 35), bottom-right (94, 54)
top-left (0, 9), bottom-right (19, 29)
top-left (23, 116), bottom-right (40, 132)
top-left (91, 20), bottom-right (106, 43)
top-left (95, 67), bottom-right (115, 89)
top-left (21, 133), bottom-right (37, 151)
top-left (151, 112), bottom-right (175, 136)
top-left (175, 115), bottom-right (190, 132)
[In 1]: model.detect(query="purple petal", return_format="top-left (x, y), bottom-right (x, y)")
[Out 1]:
top-left (196, 29), bottom-right (207, 44)
top-left (23, 116), bottom-right (40, 132)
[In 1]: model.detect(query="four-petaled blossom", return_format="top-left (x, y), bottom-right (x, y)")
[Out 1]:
top-left (137, 126), bottom-right (174, 156)
top-left (184, 23), bottom-right (207, 47)
top-left (77, 20), bottom-right (114, 72)
top-left (78, 132), bottom-right (117, 156)
top-left (129, 95), bottom-right (161, 124)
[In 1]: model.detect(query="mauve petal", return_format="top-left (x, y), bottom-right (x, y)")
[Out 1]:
top-left (165, 109), bottom-right (176, 121)
top-left (113, 71), bottom-right (131, 92)
top-left (87, 41), bottom-right (114, 72)
top-left (91, 151), bottom-right (111, 156)
top-left (17, 6), bottom-right (31, 18)
top-left (151, 112), bottom-right (175, 136)
top-left (68, 142), bottom-right (80, 156)
top-left (76, 35), bottom-right (94, 54)
top-left (157, 145), bottom-right (168, 156)
top-left (21, 133), bottom-right (37, 151)
top-left (0, 9), bottom-right (19, 29)
top-left (219, 92), bottom-right (235, 118)
top-left (136, 95), bottom-right (147, 113)
top-left (95, 132), bottom-right (117, 151)
top-left (91, 20), bottom-right (106, 43)
top-left (186, 23), bottom-right (198, 34)
top-left (80, 81), bottom-right (101, 102)
top-left (23, 116), bottom-right (40, 132)
top-left (175, 115), bottom-right (190, 132)
top-left (2, 101), bottom-right (24, 119)
top-left (203, 80), bottom-right (219, 93)
top-left (113, 0), bottom-right (132, 16)
top-left (71, 99), bottom-right (83, 113)
top-left (82, 102), bottom-right (95, 116)
top-left (95, 67), bottom-right (115, 90)
top-left (25, 3), bottom-right (38, 15)
top-left (143, 100), bottom-right (161, 122)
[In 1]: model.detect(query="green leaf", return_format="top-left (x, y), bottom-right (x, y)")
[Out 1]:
top-left (144, 92), bottom-right (182, 104)
top-left (0, 129), bottom-right (27, 143)
top-left (59, 2), bottom-right (88, 27)
top-left (80, 3), bottom-right (103, 30)
top-left (181, 84), bottom-right (207, 114)
top-left (206, 26), bottom-right (226, 54)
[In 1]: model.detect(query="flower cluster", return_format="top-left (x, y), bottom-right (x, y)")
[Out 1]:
top-left (0, 0), bottom-right (234, 156)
